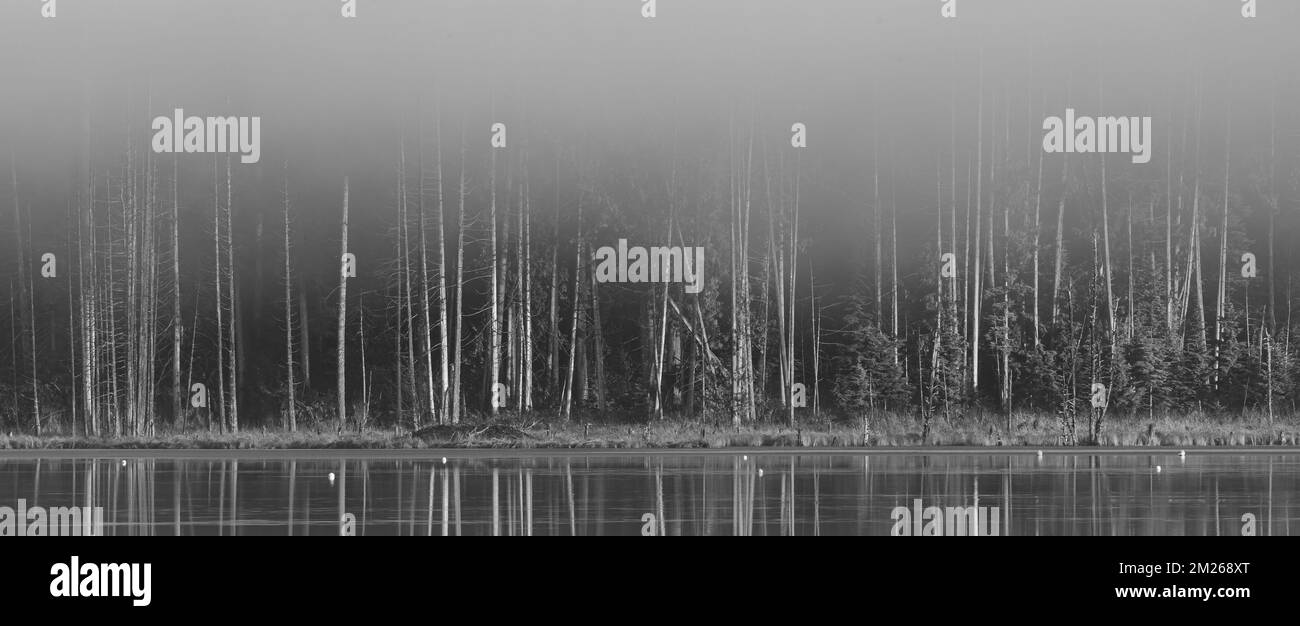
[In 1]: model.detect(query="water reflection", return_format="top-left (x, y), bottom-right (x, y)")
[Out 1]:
top-left (0, 453), bottom-right (1295, 536)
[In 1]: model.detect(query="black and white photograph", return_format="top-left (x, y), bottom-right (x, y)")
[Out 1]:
top-left (0, 0), bottom-right (1294, 612)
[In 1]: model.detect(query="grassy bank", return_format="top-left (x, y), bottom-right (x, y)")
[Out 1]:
top-left (2, 411), bottom-right (1299, 450)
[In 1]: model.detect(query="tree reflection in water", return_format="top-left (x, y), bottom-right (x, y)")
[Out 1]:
top-left (0, 452), bottom-right (1293, 536)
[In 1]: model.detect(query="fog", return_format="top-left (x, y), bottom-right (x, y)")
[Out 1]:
top-left (0, 0), bottom-right (1297, 285)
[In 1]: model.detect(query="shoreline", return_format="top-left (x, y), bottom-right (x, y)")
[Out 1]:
top-left (3, 447), bottom-right (1300, 460)
top-left (3, 413), bottom-right (1298, 451)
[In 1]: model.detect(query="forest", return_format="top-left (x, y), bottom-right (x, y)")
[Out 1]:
top-left (2, 68), bottom-right (1298, 448)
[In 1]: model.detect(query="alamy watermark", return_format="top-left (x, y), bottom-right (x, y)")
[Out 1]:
top-left (0, 499), bottom-right (104, 537)
top-left (890, 498), bottom-right (1000, 536)
top-left (151, 108), bottom-right (261, 164)
top-left (49, 556), bottom-right (151, 607)
top-left (593, 239), bottom-right (705, 294)
top-left (1042, 108), bottom-right (1151, 164)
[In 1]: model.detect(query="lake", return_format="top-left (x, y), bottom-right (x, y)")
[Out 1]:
top-left (0, 449), bottom-right (1295, 536)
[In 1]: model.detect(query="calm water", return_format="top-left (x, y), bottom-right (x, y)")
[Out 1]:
top-left (0, 450), bottom-right (1296, 536)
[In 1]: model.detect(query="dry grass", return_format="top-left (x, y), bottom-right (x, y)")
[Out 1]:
top-left (2, 410), bottom-right (1297, 450)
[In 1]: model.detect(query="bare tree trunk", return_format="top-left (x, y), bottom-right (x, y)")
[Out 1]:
top-left (549, 158), bottom-right (561, 393)
top-left (890, 162), bottom-right (899, 363)
top-left (522, 161), bottom-right (534, 411)
top-left (10, 160), bottom-right (31, 434)
top-left (1051, 85), bottom-right (1070, 328)
top-left (488, 141), bottom-right (501, 414)
top-left (1265, 328), bottom-right (1274, 425)
top-left (213, 157), bottom-right (226, 434)
top-left (652, 199), bottom-right (674, 420)
top-left (1101, 151), bottom-right (1116, 353)
top-left (450, 131), bottom-right (467, 424)
top-left (729, 123), bottom-right (740, 425)
top-left (337, 177), bottom-right (349, 427)
top-left (359, 293), bottom-right (369, 429)
top-left (1191, 178), bottom-right (1207, 350)
top-left (1192, 91), bottom-right (1208, 351)
top-left (1190, 117), bottom-right (1208, 351)
top-left (1032, 114), bottom-right (1043, 347)
top-left (787, 150), bottom-right (799, 425)
top-left (1166, 131), bottom-right (1175, 337)
top-left (1127, 193), bottom-right (1135, 340)
top-left (434, 110), bottom-right (450, 422)
top-left (1268, 96), bottom-right (1277, 330)
top-left (172, 156), bottom-right (183, 428)
top-left (225, 157), bottom-right (238, 432)
top-left (810, 258), bottom-right (820, 414)
top-left (1002, 181), bottom-right (1011, 428)
top-left (769, 146), bottom-right (788, 408)
top-left (935, 152), bottom-right (945, 356)
top-left (80, 146), bottom-right (98, 436)
top-left (1215, 112), bottom-right (1231, 388)
top-left (145, 144), bottom-right (160, 436)
top-left (513, 163), bottom-right (524, 410)
top-left (873, 118), bottom-right (882, 323)
top-left (963, 155), bottom-right (972, 349)
top-left (505, 167), bottom-right (517, 410)
top-left (125, 139), bottom-right (137, 437)
top-left (1090, 92), bottom-right (1118, 406)
top-left (971, 60), bottom-right (983, 395)
top-left (107, 168), bottom-right (120, 436)
top-left (561, 188), bottom-right (582, 421)
top-left (23, 187), bottom-right (40, 434)
top-left (588, 243), bottom-right (606, 413)
top-left (283, 167), bottom-right (296, 432)
top-left (417, 130), bottom-right (436, 424)
top-left (738, 127), bottom-right (759, 428)
top-left (394, 156), bottom-right (406, 427)
top-left (950, 97), bottom-right (959, 336)
top-left (399, 141), bottom-right (419, 425)
top-left (298, 283), bottom-right (310, 387)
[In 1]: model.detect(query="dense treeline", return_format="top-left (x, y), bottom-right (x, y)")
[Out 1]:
top-left (2, 74), bottom-right (1298, 446)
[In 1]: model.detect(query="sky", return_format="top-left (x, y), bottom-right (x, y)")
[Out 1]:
top-left (1, 0), bottom-right (1297, 284)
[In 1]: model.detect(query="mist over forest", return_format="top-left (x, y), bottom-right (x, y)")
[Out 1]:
top-left (1, 1), bottom-right (1298, 444)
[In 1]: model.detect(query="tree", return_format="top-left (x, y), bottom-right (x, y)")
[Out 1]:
top-left (832, 288), bottom-right (908, 414)
top-left (283, 167), bottom-right (297, 432)
top-left (337, 177), bottom-right (349, 427)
